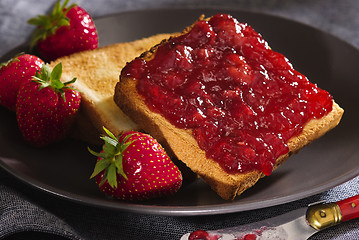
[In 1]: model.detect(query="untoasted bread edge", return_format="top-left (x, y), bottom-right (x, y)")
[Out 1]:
top-left (50, 34), bottom-right (175, 144)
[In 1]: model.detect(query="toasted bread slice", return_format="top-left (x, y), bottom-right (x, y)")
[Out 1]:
top-left (114, 15), bottom-right (344, 200)
top-left (50, 33), bottom-right (173, 144)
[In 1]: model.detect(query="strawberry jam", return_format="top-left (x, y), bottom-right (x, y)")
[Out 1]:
top-left (122, 14), bottom-right (333, 175)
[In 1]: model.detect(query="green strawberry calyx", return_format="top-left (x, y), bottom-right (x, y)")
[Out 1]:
top-left (0, 53), bottom-right (23, 69)
top-left (89, 127), bottom-right (137, 188)
top-left (28, 0), bottom-right (77, 49)
top-left (32, 62), bottom-right (77, 101)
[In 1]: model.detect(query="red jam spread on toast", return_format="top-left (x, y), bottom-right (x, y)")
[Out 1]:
top-left (122, 14), bottom-right (333, 175)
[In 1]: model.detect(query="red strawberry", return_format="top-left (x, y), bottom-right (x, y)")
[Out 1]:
top-left (89, 128), bottom-right (183, 201)
top-left (28, 0), bottom-right (98, 61)
top-left (16, 62), bottom-right (81, 147)
top-left (0, 54), bottom-right (44, 111)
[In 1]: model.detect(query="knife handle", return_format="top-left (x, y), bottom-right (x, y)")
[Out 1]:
top-left (337, 194), bottom-right (359, 222)
top-left (307, 194), bottom-right (359, 230)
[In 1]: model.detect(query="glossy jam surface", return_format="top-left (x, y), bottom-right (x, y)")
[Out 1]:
top-left (122, 14), bottom-right (333, 175)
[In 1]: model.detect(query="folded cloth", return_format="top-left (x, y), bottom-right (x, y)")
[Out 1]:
top-left (1, 165), bottom-right (359, 240)
top-left (0, 175), bottom-right (81, 240)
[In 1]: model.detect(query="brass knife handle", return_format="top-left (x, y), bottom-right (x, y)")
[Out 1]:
top-left (306, 194), bottom-right (359, 231)
top-left (306, 202), bottom-right (342, 230)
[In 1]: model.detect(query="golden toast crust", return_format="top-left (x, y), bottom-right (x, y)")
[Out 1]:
top-left (114, 17), bottom-right (344, 200)
top-left (115, 79), bottom-right (343, 200)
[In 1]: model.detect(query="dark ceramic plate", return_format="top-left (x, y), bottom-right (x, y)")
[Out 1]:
top-left (1, 9), bottom-right (358, 216)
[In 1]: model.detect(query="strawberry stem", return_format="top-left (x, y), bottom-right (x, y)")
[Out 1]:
top-left (32, 62), bottom-right (77, 101)
top-left (27, 0), bottom-right (77, 49)
top-left (89, 127), bottom-right (137, 188)
top-left (0, 53), bottom-right (23, 69)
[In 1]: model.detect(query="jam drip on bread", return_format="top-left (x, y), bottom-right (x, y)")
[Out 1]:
top-left (122, 14), bottom-right (333, 176)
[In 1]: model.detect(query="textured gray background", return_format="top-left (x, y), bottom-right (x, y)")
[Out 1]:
top-left (1, 0), bottom-right (359, 57)
top-left (1, 0), bottom-right (359, 239)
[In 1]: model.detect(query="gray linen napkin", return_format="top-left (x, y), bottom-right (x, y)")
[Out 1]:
top-left (0, 181), bottom-right (80, 240)
top-left (1, 0), bottom-right (359, 239)
top-left (1, 167), bottom-right (359, 240)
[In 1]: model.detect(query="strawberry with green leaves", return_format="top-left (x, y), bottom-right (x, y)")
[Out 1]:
top-left (89, 128), bottom-right (183, 201)
top-left (16, 62), bottom-right (81, 147)
top-left (0, 54), bottom-right (44, 111)
top-left (28, 0), bottom-right (98, 61)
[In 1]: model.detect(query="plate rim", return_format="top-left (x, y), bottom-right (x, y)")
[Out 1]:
top-left (1, 158), bottom-right (358, 216)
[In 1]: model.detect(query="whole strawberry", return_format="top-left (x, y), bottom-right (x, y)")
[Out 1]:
top-left (89, 128), bottom-right (183, 201)
top-left (28, 0), bottom-right (98, 61)
top-left (0, 54), bottom-right (44, 111)
top-left (16, 62), bottom-right (81, 147)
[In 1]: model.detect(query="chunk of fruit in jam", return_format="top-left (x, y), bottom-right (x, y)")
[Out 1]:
top-left (122, 13), bottom-right (333, 175)
top-left (188, 229), bottom-right (258, 240)
top-left (188, 230), bottom-right (219, 240)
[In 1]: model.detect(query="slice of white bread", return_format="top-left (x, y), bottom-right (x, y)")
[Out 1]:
top-left (50, 33), bottom-right (173, 144)
top-left (114, 16), bottom-right (344, 200)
